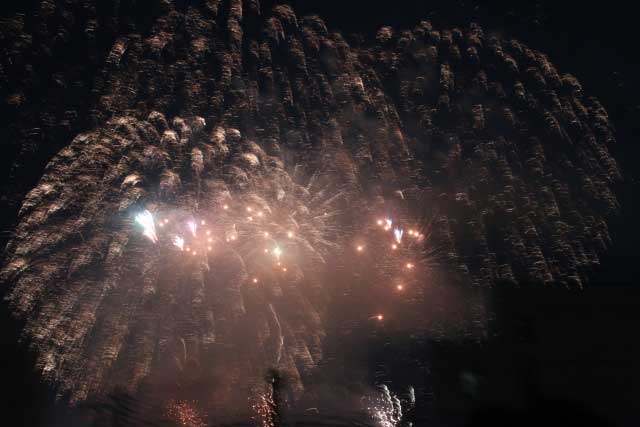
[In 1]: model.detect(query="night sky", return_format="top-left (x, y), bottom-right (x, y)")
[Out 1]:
top-left (1, 1), bottom-right (639, 426)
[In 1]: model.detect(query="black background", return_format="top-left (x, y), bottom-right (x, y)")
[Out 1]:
top-left (1, 1), bottom-right (639, 425)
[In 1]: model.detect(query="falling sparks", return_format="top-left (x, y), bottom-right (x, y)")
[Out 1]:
top-left (391, 244), bottom-right (398, 250)
top-left (253, 278), bottom-right (259, 284)
top-left (364, 386), bottom-right (404, 427)
top-left (172, 236), bottom-right (185, 251)
top-left (252, 392), bottom-right (276, 427)
top-left (223, 204), bottom-right (229, 210)
top-left (396, 284), bottom-right (404, 291)
top-left (135, 210), bottom-right (158, 243)
top-left (165, 399), bottom-right (206, 427)
top-left (287, 231), bottom-right (294, 239)
top-left (405, 262), bottom-right (414, 270)
top-left (376, 314), bottom-right (384, 321)
top-left (356, 245), bottom-right (364, 252)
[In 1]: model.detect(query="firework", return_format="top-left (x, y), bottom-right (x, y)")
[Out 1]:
top-left (0, 0), bottom-right (622, 419)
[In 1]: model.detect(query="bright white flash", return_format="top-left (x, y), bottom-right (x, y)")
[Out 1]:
top-left (187, 220), bottom-right (197, 236)
top-left (273, 246), bottom-right (282, 259)
top-left (172, 236), bottom-right (185, 251)
top-left (385, 218), bottom-right (392, 228)
top-left (394, 228), bottom-right (404, 244)
top-left (135, 210), bottom-right (157, 243)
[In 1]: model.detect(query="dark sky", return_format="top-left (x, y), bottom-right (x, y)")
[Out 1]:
top-left (1, 1), bottom-right (639, 426)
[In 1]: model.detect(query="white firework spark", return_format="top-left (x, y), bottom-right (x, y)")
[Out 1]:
top-left (393, 228), bottom-right (403, 244)
top-left (135, 210), bottom-right (158, 243)
top-left (187, 220), bottom-right (198, 236)
top-left (172, 235), bottom-right (185, 251)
